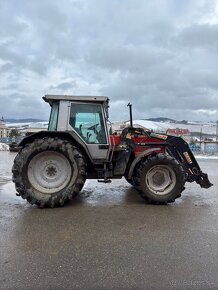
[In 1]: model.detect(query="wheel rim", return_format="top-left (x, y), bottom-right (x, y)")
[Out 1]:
top-left (145, 165), bottom-right (176, 195)
top-left (28, 151), bottom-right (72, 194)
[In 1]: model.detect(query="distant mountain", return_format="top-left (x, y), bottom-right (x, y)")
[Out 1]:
top-left (145, 117), bottom-right (191, 124)
top-left (145, 117), bottom-right (176, 123)
top-left (5, 118), bottom-right (47, 123)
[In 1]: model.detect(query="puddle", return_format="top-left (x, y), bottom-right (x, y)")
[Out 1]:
top-left (0, 152), bottom-right (16, 186)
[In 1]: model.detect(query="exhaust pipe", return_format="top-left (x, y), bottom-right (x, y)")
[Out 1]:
top-left (127, 102), bottom-right (133, 127)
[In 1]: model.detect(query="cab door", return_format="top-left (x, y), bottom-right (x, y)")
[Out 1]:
top-left (67, 102), bottom-right (110, 160)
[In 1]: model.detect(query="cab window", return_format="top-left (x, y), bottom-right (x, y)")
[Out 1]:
top-left (48, 101), bottom-right (59, 131)
top-left (69, 103), bottom-right (107, 144)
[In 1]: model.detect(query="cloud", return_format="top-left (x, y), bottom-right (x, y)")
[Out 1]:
top-left (175, 24), bottom-right (218, 49)
top-left (0, 93), bottom-right (50, 119)
top-left (0, 0), bottom-right (218, 122)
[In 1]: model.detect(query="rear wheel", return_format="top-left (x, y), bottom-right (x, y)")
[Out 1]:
top-left (133, 153), bottom-right (185, 204)
top-left (12, 137), bottom-right (87, 208)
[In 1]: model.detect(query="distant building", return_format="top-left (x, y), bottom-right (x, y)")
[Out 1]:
top-left (19, 127), bottom-right (47, 137)
top-left (0, 118), bottom-right (10, 138)
top-left (111, 122), bottom-right (126, 134)
top-left (166, 128), bottom-right (190, 136)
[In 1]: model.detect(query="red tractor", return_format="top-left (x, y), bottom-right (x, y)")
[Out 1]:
top-left (12, 95), bottom-right (212, 208)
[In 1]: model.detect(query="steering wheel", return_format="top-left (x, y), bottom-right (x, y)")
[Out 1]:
top-left (87, 123), bottom-right (99, 133)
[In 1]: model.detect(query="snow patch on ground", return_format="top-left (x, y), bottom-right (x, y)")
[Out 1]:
top-left (195, 155), bottom-right (218, 160)
top-left (0, 143), bottom-right (9, 151)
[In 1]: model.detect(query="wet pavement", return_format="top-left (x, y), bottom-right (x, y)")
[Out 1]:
top-left (0, 151), bottom-right (218, 289)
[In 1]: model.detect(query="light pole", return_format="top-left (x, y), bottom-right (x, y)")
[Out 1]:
top-left (200, 127), bottom-right (203, 153)
top-left (216, 121), bottom-right (218, 142)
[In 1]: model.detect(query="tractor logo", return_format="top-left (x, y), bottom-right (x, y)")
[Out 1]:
top-left (150, 133), bottom-right (168, 140)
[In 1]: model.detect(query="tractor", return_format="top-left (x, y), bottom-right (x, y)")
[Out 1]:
top-left (12, 95), bottom-right (212, 208)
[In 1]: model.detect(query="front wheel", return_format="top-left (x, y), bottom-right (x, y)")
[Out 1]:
top-left (124, 175), bottom-right (134, 186)
top-left (133, 153), bottom-right (185, 204)
top-left (12, 137), bottom-right (87, 208)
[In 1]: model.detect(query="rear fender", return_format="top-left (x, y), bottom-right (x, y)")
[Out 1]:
top-left (127, 147), bottom-right (164, 180)
top-left (19, 131), bottom-right (93, 166)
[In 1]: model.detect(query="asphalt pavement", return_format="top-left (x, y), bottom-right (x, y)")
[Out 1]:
top-left (0, 152), bottom-right (218, 290)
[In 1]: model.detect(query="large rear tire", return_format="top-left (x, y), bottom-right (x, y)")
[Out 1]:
top-left (12, 138), bottom-right (87, 208)
top-left (133, 153), bottom-right (185, 204)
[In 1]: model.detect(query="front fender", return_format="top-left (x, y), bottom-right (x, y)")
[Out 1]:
top-left (127, 147), bottom-right (164, 180)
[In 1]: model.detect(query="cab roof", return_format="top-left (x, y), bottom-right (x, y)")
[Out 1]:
top-left (43, 94), bottom-right (109, 105)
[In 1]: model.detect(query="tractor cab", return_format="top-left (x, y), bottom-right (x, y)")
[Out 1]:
top-left (44, 94), bottom-right (111, 161)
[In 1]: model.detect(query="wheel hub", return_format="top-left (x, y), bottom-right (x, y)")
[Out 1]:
top-left (152, 172), bottom-right (165, 187)
top-left (28, 151), bottom-right (72, 194)
top-left (146, 165), bottom-right (176, 195)
top-left (46, 165), bottom-right (57, 177)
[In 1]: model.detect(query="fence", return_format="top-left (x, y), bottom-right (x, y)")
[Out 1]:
top-left (190, 142), bottom-right (218, 154)
top-left (189, 144), bottom-right (201, 153)
top-left (0, 137), bottom-right (22, 144)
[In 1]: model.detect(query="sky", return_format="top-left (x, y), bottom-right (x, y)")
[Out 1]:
top-left (0, 0), bottom-right (218, 122)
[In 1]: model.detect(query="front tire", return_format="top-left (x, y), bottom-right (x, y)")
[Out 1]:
top-left (12, 138), bottom-right (87, 208)
top-left (124, 175), bottom-right (134, 186)
top-left (133, 153), bottom-right (185, 204)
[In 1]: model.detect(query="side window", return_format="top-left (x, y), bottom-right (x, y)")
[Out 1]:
top-left (69, 103), bottom-right (107, 144)
top-left (48, 101), bottom-right (59, 131)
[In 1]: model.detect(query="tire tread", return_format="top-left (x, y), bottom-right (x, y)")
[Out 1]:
top-left (12, 137), bottom-right (87, 208)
